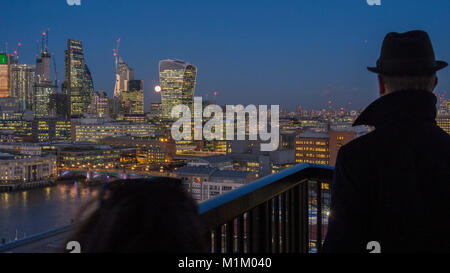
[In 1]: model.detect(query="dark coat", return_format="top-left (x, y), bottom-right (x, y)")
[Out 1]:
top-left (323, 90), bottom-right (450, 253)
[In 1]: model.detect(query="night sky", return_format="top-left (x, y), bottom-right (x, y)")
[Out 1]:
top-left (2, 0), bottom-right (450, 111)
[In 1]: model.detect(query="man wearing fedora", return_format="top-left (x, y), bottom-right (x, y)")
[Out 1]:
top-left (323, 30), bottom-right (450, 253)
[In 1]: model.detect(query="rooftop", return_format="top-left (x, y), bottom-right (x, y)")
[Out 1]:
top-left (211, 170), bottom-right (252, 179)
top-left (175, 166), bottom-right (251, 179)
top-left (297, 130), bottom-right (330, 139)
top-left (174, 166), bottom-right (218, 176)
top-left (189, 155), bottom-right (232, 164)
top-left (0, 152), bottom-right (14, 159)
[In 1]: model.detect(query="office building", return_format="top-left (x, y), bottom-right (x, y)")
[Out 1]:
top-left (49, 93), bottom-right (70, 119)
top-left (34, 48), bottom-right (57, 119)
top-left (71, 119), bottom-right (155, 143)
top-left (0, 97), bottom-right (18, 119)
top-left (34, 83), bottom-right (56, 118)
top-left (437, 115), bottom-right (450, 134)
top-left (114, 57), bottom-right (134, 99)
top-left (122, 80), bottom-right (144, 115)
top-left (10, 64), bottom-right (36, 111)
top-left (295, 131), bottom-right (330, 165)
top-left (32, 120), bottom-right (72, 143)
top-left (0, 53), bottom-right (10, 98)
top-left (159, 59), bottom-right (197, 120)
top-left (0, 153), bottom-right (57, 183)
top-left (91, 91), bottom-right (110, 118)
top-left (295, 128), bottom-right (368, 166)
top-left (58, 145), bottom-right (136, 170)
top-left (149, 103), bottom-right (162, 120)
top-left (175, 166), bottom-right (254, 201)
top-left (0, 120), bottom-right (33, 137)
top-left (62, 39), bottom-right (94, 118)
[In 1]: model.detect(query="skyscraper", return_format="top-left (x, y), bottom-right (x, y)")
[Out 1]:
top-left (62, 39), bottom-right (94, 118)
top-left (34, 51), bottom-right (56, 119)
top-left (122, 80), bottom-right (144, 115)
top-left (49, 93), bottom-right (69, 120)
top-left (34, 84), bottom-right (56, 118)
top-left (36, 52), bottom-right (51, 83)
top-left (159, 59), bottom-right (197, 120)
top-left (10, 64), bottom-right (36, 111)
top-left (0, 53), bottom-right (10, 98)
top-left (113, 57), bottom-right (134, 99)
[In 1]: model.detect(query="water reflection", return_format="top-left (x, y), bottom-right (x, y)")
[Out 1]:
top-left (0, 183), bottom-right (99, 243)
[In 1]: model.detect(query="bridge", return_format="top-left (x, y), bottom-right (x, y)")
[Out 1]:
top-left (0, 163), bottom-right (333, 253)
top-left (59, 170), bottom-right (153, 181)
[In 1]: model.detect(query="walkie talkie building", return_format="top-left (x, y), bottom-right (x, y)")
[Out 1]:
top-left (159, 59), bottom-right (197, 120)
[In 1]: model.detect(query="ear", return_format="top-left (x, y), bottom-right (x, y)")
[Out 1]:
top-left (378, 75), bottom-right (386, 96)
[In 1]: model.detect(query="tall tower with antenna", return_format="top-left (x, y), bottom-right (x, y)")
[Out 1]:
top-left (36, 29), bottom-right (52, 83)
top-left (34, 29), bottom-right (58, 118)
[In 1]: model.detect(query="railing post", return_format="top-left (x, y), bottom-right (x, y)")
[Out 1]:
top-left (246, 211), bottom-right (253, 253)
top-left (316, 181), bottom-right (323, 252)
top-left (290, 187), bottom-right (300, 253)
top-left (284, 192), bottom-right (290, 253)
top-left (250, 208), bottom-right (260, 253)
top-left (273, 196), bottom-right (280, 253)
top-left (226, 220), bottom-right (234, 253)
top-left (237, 215), bottom-right (245, 253)
top-left (214, 226), bottom-right (222, 253)
top-left (257, 202), bottom-right (269, 253)
top-left (204, 230), bottom-right (213, 253)
top-left (267, 200), bottom-right (273, 253)
top-left (300, 181), bottom-right (309, 253)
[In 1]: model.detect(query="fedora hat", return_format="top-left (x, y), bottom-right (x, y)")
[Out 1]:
top-left (368, 30), bottom-right (448, 76)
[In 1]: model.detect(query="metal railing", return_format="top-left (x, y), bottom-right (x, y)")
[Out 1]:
top-left (0, 163), bottom-right (334, 253)
top-left (198, 163), bottom-right (334, 253)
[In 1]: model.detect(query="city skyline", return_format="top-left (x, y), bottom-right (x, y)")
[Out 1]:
top-left (2, 0), bottom-right (450, 111)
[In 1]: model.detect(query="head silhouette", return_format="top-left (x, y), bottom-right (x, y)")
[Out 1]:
top-left (68, 178), bottom-right (207, 253)
top-left (368, 30), bottom-right (447, 96)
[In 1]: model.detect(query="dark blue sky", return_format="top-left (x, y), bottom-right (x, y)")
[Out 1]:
top-left (2, 0), bottom-right (450, 110)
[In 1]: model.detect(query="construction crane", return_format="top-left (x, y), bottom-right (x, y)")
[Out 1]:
top-left (42, 28), bottom-right (50, 54)
top-left (13, 42), bottom-right (22, 63)
top-left (113, 38), bottom-right (121, 74)
top-left (35, 40), bottom-right (40, 57)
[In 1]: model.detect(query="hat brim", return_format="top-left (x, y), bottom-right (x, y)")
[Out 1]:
top-left (367, 60), bottom-right (448, 75)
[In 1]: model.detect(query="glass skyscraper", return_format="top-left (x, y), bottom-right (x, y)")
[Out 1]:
top-left (10, 64), bottom-right (36, 111)
top-left (159, 59), bottom-right (197, 120)
top-left (62, 39), bottom-right (94, 118)
top-left (34, 83), bottom-right (56, 118)
top-left (34, 51), bottom-right (56, 119)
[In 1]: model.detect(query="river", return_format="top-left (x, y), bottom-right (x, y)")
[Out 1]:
top-left (0, 183), bottom-right (99, 244)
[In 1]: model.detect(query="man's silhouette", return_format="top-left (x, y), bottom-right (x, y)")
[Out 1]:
top-left (323, 30), bottom-right (450, 253)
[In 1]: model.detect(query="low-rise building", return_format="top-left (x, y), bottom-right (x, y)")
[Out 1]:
top-left (0, 153), bottom-right (57, 183)
top-left (58, 144), bottom-right (137, 170)
top-left (174, 166), bottom-right (254, 202)
top-left (71, 119), bottom-right (155, 143)
top-left (186, 155), bottom-right (233, 170)
top-left (437, 115), bottom-right (450, 134)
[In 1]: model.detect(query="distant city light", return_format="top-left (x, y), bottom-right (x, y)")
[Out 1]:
top-left (154, 85), bottom-right (162, 93)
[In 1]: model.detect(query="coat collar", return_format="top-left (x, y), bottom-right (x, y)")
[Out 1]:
top-left (353, 89), bottom-right (437, 128)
